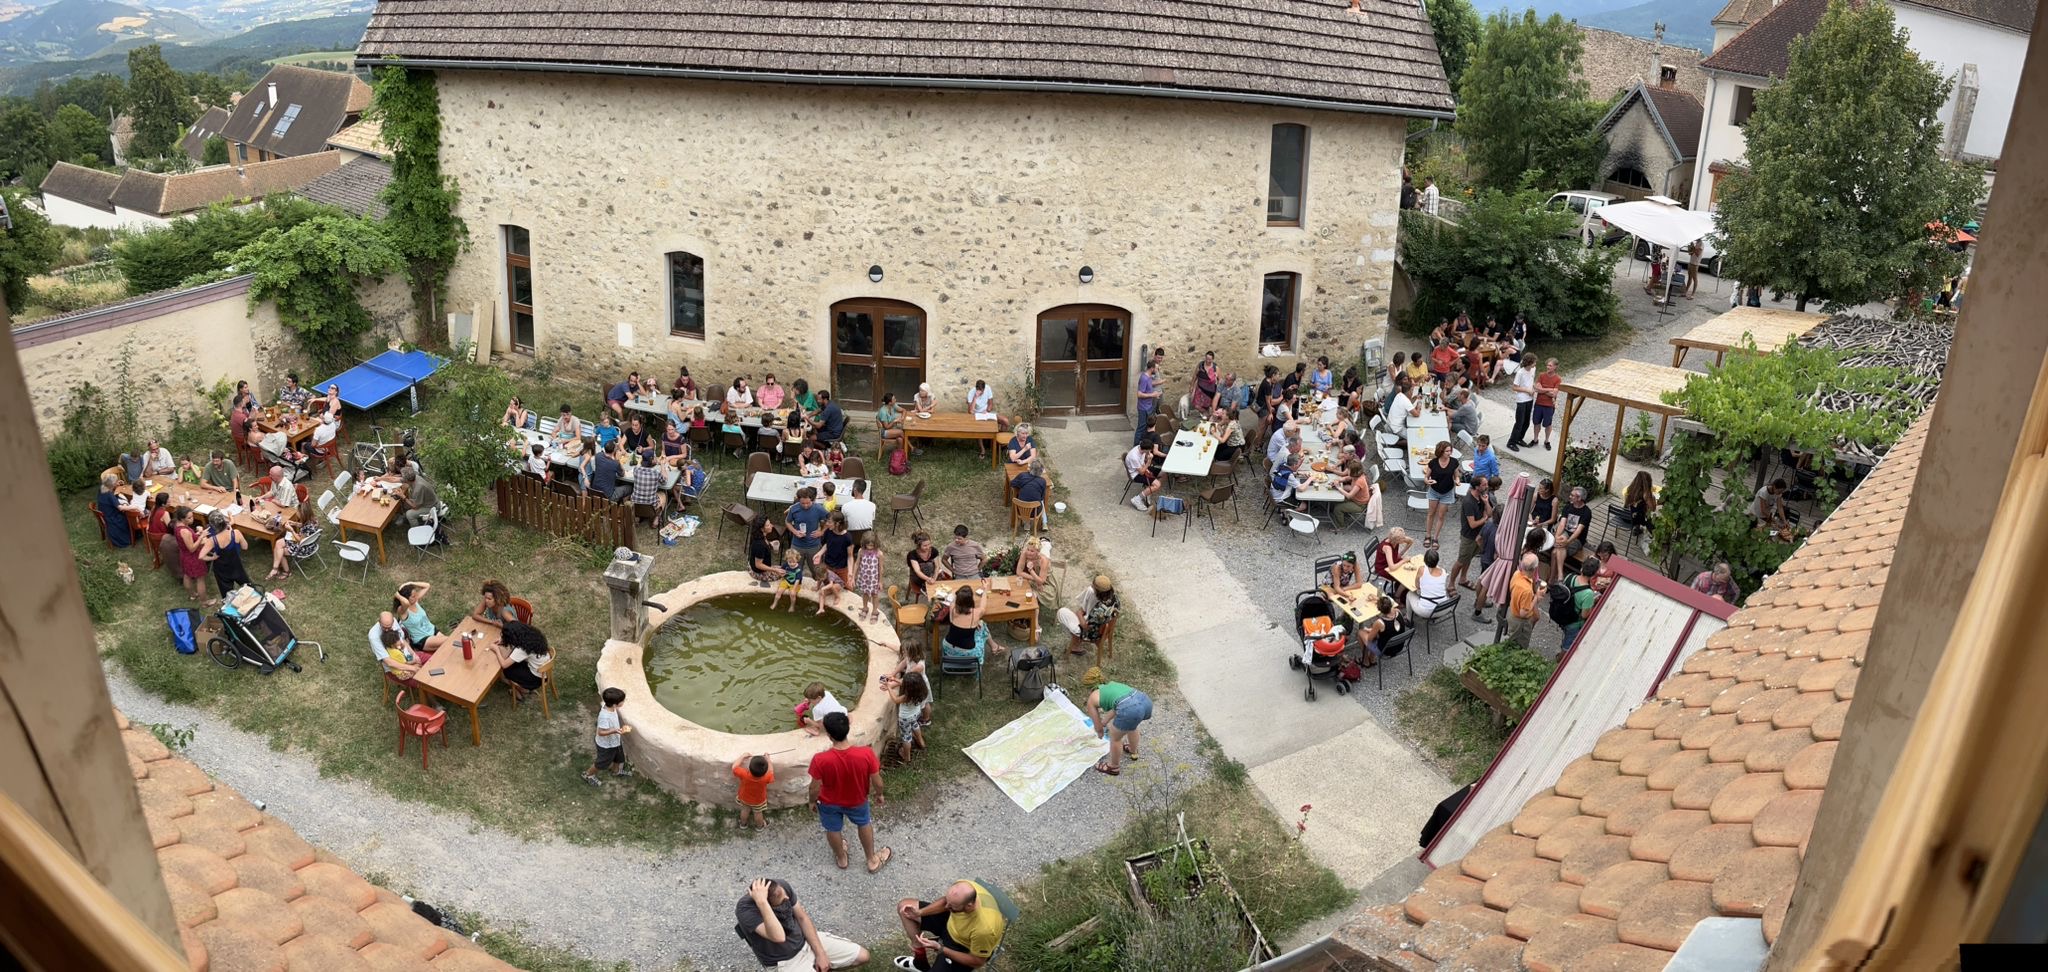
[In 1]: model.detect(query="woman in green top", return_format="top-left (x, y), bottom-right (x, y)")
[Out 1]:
top-left (875, 392), bottom-right (905, 456)
top-left (792, 378), bottom-right (819, 413)
top-left (1086, 682), bottom-right (1153, 776)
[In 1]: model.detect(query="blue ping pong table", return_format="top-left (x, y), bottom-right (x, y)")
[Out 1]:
top-left (318, 349), bottom-right (445, 414)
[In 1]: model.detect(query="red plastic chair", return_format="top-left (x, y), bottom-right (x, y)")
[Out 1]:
top-left (395, 688), bottom-right (448, 769)
top-left (508, 597), bottom-right (535, 625)
top-left (88, 502), bottom-right (113, 549)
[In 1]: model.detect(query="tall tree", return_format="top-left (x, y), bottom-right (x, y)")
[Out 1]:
top-left (185, 71), bottom-right (237, 111)
top-left (202, 136), bottom-right (229, 166)
top-left (0, 189), bottom-right (61, 315)
top-left (1715, 0), bottom-right (1984, 311)
top-left (369, 66), bottom-right (469, 338)
top-left (49, 105), bottom-right (112, 166)
top-left (0, 107), bottom-right (52, 183)
top-left (126, 46), bottom-right (191, 161)
top-left (1426, 0), bottom-right (1484, 94)
top-left (1455, 10), bottom-right (1606, 191)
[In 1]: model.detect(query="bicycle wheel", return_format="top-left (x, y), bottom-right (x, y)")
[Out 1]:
top-left (207, 636), bottom-right (241, 670)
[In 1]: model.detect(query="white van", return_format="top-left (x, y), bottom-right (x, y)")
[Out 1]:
top-left (1546, 190), bottom-right (1620, 237)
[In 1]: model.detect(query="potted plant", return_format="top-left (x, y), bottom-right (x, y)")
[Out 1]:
top-left (1619, 413), bottom-right (1658, 463)
top-left (1457, 641), bottom-right (1556, 730)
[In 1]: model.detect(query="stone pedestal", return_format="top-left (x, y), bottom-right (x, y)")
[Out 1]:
top-left (603, 547), bottom-right (656, 643)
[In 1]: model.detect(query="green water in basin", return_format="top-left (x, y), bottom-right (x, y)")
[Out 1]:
top-left (644, 593), bottom-right (870, 735)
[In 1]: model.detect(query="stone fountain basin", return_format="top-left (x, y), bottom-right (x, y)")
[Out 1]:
top-left (597, 571), bottom-right (902, 808)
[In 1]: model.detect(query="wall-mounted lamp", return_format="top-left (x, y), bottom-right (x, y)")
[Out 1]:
top-left (1078, 266), bottom-right (1095, 285)
top-left (868, 265), bottom-right (885, 284)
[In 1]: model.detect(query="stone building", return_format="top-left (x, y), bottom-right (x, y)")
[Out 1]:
top-left (1595, 80), bottom-right (1705, 201)
top-left (357, 0), bottom-right (1453, 416)
top-left (1575, 25), bottom-right (1707, 102)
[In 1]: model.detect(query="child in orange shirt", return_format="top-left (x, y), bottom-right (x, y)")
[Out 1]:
top-left (732, 752), bottom-right (773, 829)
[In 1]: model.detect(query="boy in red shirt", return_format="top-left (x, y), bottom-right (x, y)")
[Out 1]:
top-left (1429, 342), bottom-right (1460, 386)
top-left (807, 712), bottom-right (891, 873)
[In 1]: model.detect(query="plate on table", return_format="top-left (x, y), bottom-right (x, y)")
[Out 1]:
top-left (916, 412), bottom-right (932, 419)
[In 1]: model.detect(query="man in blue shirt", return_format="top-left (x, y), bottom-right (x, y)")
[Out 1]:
top-left (785, 487), bottom-right (828, 574)
top-left (588, 447), bottom-right (628, 502)
top-left (605, 370), bottom-right (639, 418)
top-left (1469, 434), bottom-right (1499, 482)
top-left (1010, 461), bottom-right (1049, 522)
top-left (811, 391), bottom-right (846, 445)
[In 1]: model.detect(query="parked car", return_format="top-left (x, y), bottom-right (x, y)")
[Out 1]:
top-left (1546, 190), bottom-right (1620, 238)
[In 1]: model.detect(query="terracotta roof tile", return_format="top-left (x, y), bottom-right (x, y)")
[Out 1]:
top-left (1462, 830), bottom-right (1539, 882)
top-left (1513, 793), bottom-right (1585, 838)
top-left (1710, 773), bottom-right (1789, 824)
top-left (1626, 699), bottom-right (1683, 729)
top-left (1581, 775), bottom-right (1651, 818)
top-left (1482, 858), bottom-right (1564, 910)
top-left (1763, 887), bottom-right (1792, 944)
top-left (1559, 835), bottom-right (1637, 886)
top-left (1752, 790), bottom-right (1825, 848)
top-left (1730, 652), bottom-right (1787, 684)
top-left (195, 921), bottom-right (285, 971)
top-left (1615, 879), bottom-right (1715, 950)
top-left (175, 812), bottom-right (250, 860)
top-left (1574, 941), bottom-right (1678, 972)
top-left (1630, 809), bottom-right (1712, 864)
top-left (1744, 728), bottom-right (1820, 773)
top-left (179, 927), bottom-right (208, 971)
top-left (1441, 933), bottom-right (1524, 968)
top-left (281, 935), bottom-right (378, 972)
top-left (1520, 913), bottom-right (1620, 972)
top-left (1438, 903), bottom-right (1509, 939)
top-left (1556, 756), bottom-right (1623, 799)
top-left (1649, 705), bottom-right (1704, 742)
top-left (1667, 823), bottom-right (1757, 882)
top-left (1796, 658), bottom-right (1857, 693)
top-left (1784, 741), bottom-right (1837, 790)
top-left (1673, 763), bottom-right (1750, 810)
top-left (1706, 721), bottom-right (1777, 763)
top-left (1834, 668), bottom-right (1860, 700)
top-left (1580, 861), bottom-right (1671, 919)
top-left (1540, 813), bottom-right (1619, 862)
top-left (1619, 738), bottom-right (1683, 777)
top-left (1407, 866), bottom-right (1486, 924)
top-left (1645, 749), bottom-right (1712, 791)
top-left (1505, 882), bottom-right (1584, 940)
top-left (1735, 687), bottom-right (1805, 726)
top-left (164, 871), bottom-right (218, 928)
top-left (1655, 672), bottom-right (1713, 700)
top-left (231, 851), bottom-right (307, 902)
top-left (357, 940), bottom-right (440, 971)
top-left (1593, 728), bottom-right (1657, 762)
top-left (1708, 681), bottom-right (1766, 714)
top-left (1769, 691), bottom-right (1834, 730)
top-left (1603, 789), bottom-right (1676, 838)
top-left (1679, 713), bottom-right (1743, 752)
top-left (1713, 845), bottom-right (1803, 916)
top-left (1811, 700), bottom-right (1853, 740)
top-left (291, 895), bottom-right (377, 950)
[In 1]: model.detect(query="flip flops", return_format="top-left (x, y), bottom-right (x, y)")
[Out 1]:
top-left (868, 846), bottom-right (893, 874)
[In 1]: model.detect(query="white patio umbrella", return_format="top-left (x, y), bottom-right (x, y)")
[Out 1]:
top-left (1479, 472), bottom-right (1531, 637)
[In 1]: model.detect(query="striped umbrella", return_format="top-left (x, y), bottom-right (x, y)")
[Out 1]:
top-left (1478, 472), bottom-right (1530, 634)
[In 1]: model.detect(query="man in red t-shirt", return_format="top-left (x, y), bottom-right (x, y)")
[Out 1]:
top-left (1532, 358), bottom-right (1564, 450)
top-left (807, 711), bottom-right (891, 873)
top-left (1428, 342), bottom-right (1459, 386)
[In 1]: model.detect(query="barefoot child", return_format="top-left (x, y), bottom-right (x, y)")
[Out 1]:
top-left (813, 511), bottom-right (853, 616)
top-left (884, 672), bottom-right (929, 765)
top-left (770, 548), bottom-right (805, 612)
top-left (581, 687), bottom-right (631, 785)
top-left (853, 534), bottom-right (884, 622)
top-left (796, 682), bottom-right (848, 736)
top-left (732, 752), bottom-right (773, 829)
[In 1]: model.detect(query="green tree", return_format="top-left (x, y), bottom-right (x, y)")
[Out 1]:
top-left (226, 212), bottom-right (405, 367)
top-left (185, 71), bottom-right (236, 111)
top-left (126, 46), bottom-right (193, 161)
top-left (1715, 1), bottom-right (1984, 311)
top-left (1426, 0), bottom-right (1484, 94)
top-left (113, 197), bottom-right (327, 293)
top-left (0, 189), bottom-right (62, 314)
top-left (1455, 10), bottom-right (1606, 191)
top-left (1398, 186), bottom-right (1622, 338)
top-left (52, 74), bottom-right (127, 121)
top-left (49, 104), bottom-right (112, 166)
top-left (202, 136), bottom-right (229, 166)
top-left (0, 106), bottom-right (52, 182)
top-left (369, 65), bottom-right (470, 338)
top-left (416, 352), bottom-right (517, 536)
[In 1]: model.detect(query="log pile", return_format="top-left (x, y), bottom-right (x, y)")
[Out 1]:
top-left (1798, 315), bottom-right (1951, 460)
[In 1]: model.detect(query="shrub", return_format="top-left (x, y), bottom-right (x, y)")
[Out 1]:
top-left (46, 380), bottom-right (136, 494)
top-left (112, 196), bottom-right (327, 293)
top-left (1460, 641), bottom-right (1555, 713)
top-left (76, 555), bottom-right (130, 623)
top-left (1398, 187), bottom-right (1623, 340)
top-left (1559, 438), bottom-right (1606, 499)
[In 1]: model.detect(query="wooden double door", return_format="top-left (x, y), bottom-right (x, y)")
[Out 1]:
top-left (1035, 304), bottom-right (1130, 415)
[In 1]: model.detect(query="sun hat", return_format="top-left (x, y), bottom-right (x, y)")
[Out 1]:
top-left (1093, 575), bottom-right (1113, 593)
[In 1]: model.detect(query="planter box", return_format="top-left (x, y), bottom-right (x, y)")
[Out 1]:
top-left (1459, 668), bottom-right (1524, 730)
top-left (1123, 839), bottom-right (1275, 965)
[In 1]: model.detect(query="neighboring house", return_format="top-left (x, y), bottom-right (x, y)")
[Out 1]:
top-left (326, 118), bottom-right (388, 162)
top-left (216, 64), bottom-right (373, 165)
top-left (1575, 25), bottom-right (1708, 101)
top-left (1690, 0), bottom-right (2034, 211)
top-left (296, 156), bottom-right (393, 218)
top-left (179, 106), bottom-right (232, 162)
top-left (1596, 79), bottom-right (1705, 201)
top-left (355, 0), bottom-right (1454, 415)
top-left (38, 152), bottom-right (345, 231)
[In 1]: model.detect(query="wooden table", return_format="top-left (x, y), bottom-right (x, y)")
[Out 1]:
top-left (903, 412), bottom-right (1004, 467)
top-left (410, 618), bottom-right (503, 746)
top-left (336, 486), bottom-right (403, 564)
top-left (133, 477), bottom-right (283, 543)
top-left (929, 576), bottom-right (1041, 646)
top-left (253, 411), bottom-right (317, 446)
top-left (1389, 555), bottom-right (1425, 593)
top-left (1321, 584), bottom-right (1385, 628)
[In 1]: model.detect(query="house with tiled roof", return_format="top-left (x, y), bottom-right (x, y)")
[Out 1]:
top-left (218, 65), bottom-right (374, 166)
top-left (1322, 412), bottom-right (1930, 970)
top-left (353, 0), bottom-right (1451, 414)
top-left (1689, 0), bottom-right (2034, 210)
top-left (39, 153), bottom-right (345, 231)
top-left (180, 106), bottom-right (232, 163)
top-left (326, 118), bottom-right (388, 162)
top-left (296, 156), bottom-right (394, 219)
top-left (1596, 79), bottom-right (1706, 201)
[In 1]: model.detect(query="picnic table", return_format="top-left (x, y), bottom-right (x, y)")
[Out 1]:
top-left (904, 411), bottom-right (1004, 467)
top-left (747, 473), bottom-right (857, 506)
top-left (252, 410), bottom-right (318, 447)
top-left (1161, 429), bottom-right (1219, 479)
top-left (929, 575), bottom-right (1041, 646)
top-left (133, 477), bottom-right (284, 543)
top-left (337, 482), bottom-right (404, 564)
top-left (411, 618), bottom-right (505, 746)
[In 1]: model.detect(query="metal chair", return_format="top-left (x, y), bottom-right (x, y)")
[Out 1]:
top-left (1195, 482), bottom-right (1238, 528)
top-left (394, 687), bottom-right (448, 769)
top-left (334, 540), bottom-right (372, 581)
top-left (1417, 593), bottom-right (1462, 654)
top-left (1374, 626), bottom-right (1415, 690)
top-left (939, 644), bottom-right (984, 699)
top-left (1150, 495), bottom-right (1191, 541)
top-left (890, 479), bottom-right (926, 533)
top-left (285, 523), bottom-right (328, 574)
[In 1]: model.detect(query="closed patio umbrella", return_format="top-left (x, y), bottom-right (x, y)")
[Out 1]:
top-left (1479, 472), bottom-right (1530, 639)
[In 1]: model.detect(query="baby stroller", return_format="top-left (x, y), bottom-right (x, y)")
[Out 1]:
top-left (1288, 590), bottom-right (1360, 701)
top-left (206, 586), bottom-right (325, 675)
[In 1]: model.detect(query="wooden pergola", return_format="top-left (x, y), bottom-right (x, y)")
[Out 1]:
top-left (1552, 359), bottom-right (1694, 492)
top-left (1669, 306), bottom-right (1826, 368)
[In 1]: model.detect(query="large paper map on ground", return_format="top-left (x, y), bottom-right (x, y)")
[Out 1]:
top-left (964, 685), bottom-right (1109, 812)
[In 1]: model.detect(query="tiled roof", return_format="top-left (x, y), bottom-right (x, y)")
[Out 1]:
top-left (1700, 0), bottom-right (1834, 78)
top-left (1898, 0), bottom-right (2037, 32)
top-left (297, 157), bottom-right (393, 219)
top-left (118, 711), bottom-right (517, 972)
top-left (357, 0), bottom-right (1456, 116)
top-left (39, 161), bottom-right (122, 211)
top-left (327, 118), bottom-right (388, 159)
top-left (109, 152), bottom-right (346, 217)
top-left (182, 106), bottom-right (233, 161)
top-left (1331, 411), bottom-right (1932, 970)
top-left (1644, 86), bottom-right (1704, 160)
top-left (1713, 0), bottom-right (1778, 28)
top-left (221, 65), bottom-right (373, 159)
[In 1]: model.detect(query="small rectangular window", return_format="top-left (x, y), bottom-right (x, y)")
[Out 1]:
top-left (504, 226), bottom-right (534, 352)
top-left (1268, 123), bottom-right (1308, 226)
top-left (668, 252), bottom-right (705, 337)
top-left (1260, 272), bottom-right (1298, 349)
top-left (1731, 86), bottom-right (1758, 126)
top-left (271, 104), bottom-right (302, 138)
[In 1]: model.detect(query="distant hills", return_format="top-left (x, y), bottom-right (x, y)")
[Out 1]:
top-left (0, 0), bottom-right (222, 62)
top-left (0, 7), bottom-right (367, 93)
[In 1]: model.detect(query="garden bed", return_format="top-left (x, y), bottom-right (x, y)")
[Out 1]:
top-left (1123, 837), bottom-right (1274, 966)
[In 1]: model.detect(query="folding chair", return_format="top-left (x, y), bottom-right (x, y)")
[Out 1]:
top-left (940, 646), bottom-right (984, 699)
top-left (1150, 496), bottom-right (1190, 541)
top-left (1417, 593), bottom-right (1462, 654)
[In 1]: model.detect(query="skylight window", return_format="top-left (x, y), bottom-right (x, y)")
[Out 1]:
top-left (271, 104), bottom-right (302, 138)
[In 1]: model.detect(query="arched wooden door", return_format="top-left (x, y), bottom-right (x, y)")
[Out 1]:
top-left (1035, 304), bottom-right (1130, 415)
top-left (830, 298), bottom-right (926, 410)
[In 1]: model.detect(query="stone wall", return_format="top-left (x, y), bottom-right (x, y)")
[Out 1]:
top-left (1577, 26), bottom-right (1707, 102)
top-left (433, 71), bottom-right (1407, 412)
top-left (1599, 100), bottom-right (1695, 202)
top-left (15, 276), bottom-right (295, 438)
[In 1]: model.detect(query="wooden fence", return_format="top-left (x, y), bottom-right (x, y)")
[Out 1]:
top-left (494, 475), bottom-right (635, 550)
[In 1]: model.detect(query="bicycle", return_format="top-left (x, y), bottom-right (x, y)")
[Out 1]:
top-left (350, 425), bottom-right (416, 479)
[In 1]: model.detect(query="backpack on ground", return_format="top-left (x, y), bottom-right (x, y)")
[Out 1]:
top-left (1010, 646), bottom-right (1053, 702)
top-left (165, 608), bottom-right (200, 654)
top-left (888, 447), bottom-right (910, 476)
top-left (1548, 580), bottom-right (1581, 626)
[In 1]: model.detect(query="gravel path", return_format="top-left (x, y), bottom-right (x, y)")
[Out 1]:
top-left (109, 667), bottom-right (1202, 971)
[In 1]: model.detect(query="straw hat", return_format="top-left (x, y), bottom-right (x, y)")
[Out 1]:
top-left (1092, 575), bottom-right (1113, 593)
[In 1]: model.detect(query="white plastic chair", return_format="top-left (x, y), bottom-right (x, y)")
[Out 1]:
top-left (1283, 508), bottom-right (1322, 547)
top-left (333, 471), bottom-right (353, 493)
top-left (334, 540), bottom-right (372, 581)
top-left (315, 489), bottom-right (336, 514)
top-left (407, 524), bottom-right (440, 560)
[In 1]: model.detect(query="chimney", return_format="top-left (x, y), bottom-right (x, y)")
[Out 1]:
top-left (1651, 21), bottom-right (1665, 90)
top-left (1660, 65), bottom-right (1679, 90)
top-left (267, 82), bottom-right (278, 109)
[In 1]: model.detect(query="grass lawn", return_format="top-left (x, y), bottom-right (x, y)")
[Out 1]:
top-left (1539, 325), bottom-right (1638, 377)
top-left (868, 773), bottom-right (1350, 972)
top-left (1394, 667), bottom-right (1512, 783)
top-left (75, 366), bottom-right (1176, 850)
top-left (265, 50), bottom-right (359, 66)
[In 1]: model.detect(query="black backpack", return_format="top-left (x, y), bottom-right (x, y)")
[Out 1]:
top-left (1548, 580), bottom-right (1582, 626)
top-left (1010, 646), bottom-right (1053, 702)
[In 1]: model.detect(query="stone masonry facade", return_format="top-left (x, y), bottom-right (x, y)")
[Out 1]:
top-left (1600, 102), bottom-right (1695, 202)
top-left (433, 71), bottom-right (1407, 412)
top-left (1578, 26), bottom-right (1708, 102)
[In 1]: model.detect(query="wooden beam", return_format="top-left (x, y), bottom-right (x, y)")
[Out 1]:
top-left (1605, 405), bottom-right (1626, 493)
top-left (1553, 392), bottom-right (1575, 486)
top-left (0, 326), bottom-right (178, 948)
